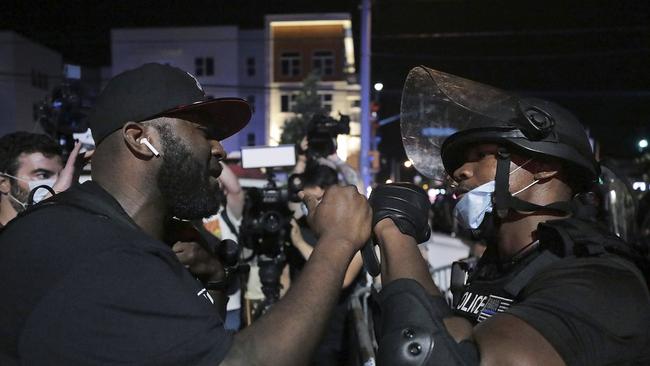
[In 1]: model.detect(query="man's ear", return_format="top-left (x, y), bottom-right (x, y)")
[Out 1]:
top-left (0, 175), bottom-right (10, 194)
top-left (532, 160), bottom-right (561, 181)
top-left (122, 122), bottom-right (161, 159)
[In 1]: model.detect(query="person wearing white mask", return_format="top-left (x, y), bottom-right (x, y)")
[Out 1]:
top-left (366, 67), bottom-right (649, 366)
top-left (0, 132), bottom-right (85, 227)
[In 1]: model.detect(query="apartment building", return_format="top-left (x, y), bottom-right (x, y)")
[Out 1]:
top-left (266, 13), bottom-right (361, 161)
top-left (0, 31), bottom-right (63, 136)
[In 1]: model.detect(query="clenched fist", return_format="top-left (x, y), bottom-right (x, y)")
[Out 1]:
top-left (173, 241), bottom-right (225, 283)
top-left (300, 185), bottom-right (372, 253)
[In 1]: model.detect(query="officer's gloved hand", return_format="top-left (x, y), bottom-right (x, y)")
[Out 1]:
top-left (368, 182), bottom-right (431, 243)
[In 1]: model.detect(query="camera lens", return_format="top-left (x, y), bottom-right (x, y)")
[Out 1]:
top-left (262, 211), bottom-right (282, 232)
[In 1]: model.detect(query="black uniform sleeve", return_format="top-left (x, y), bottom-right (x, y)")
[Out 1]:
top-left (18, 245), bottom-right (233, 366)
top-left (506, 255), bottom-right (650, 366)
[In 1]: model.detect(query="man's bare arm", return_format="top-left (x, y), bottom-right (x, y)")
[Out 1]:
top-left (222, 185), bottom-right (371, 366)
top-left (374, 219), bottom-right (473, 342)
top-left (289, 219), bottom-right (364, 289)
top-left (475, 313), bottom-right (565, 366)
top-left (375, 219), bottom-right (565, 365)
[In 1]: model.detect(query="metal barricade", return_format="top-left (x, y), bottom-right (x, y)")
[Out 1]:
top-left (431, 264), bottom-right (452, 291)
top-left (348, 266), bottom-right (454, 365)
top-left (349, 285), bottom-right (376, 366)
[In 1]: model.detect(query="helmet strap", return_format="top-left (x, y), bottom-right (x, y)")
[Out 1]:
top-left (493, 147), bottom-right (572, 219)
top-left (493, 148), bottom-right (512, 219)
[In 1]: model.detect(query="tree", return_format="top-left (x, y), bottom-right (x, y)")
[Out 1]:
top-left (279, 72), bottom-right (327, 145)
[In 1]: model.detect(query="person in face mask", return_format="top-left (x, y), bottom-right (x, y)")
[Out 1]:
top-left (367, 67), bottom-right (650, 366)
top-left (453, 157), bottom-right (535, 230)
top-left (0, 132), bottom-right (87, 227)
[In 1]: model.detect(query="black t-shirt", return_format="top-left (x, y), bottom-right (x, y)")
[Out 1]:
top-left (507, 255), bottom-right (650, 365)
top-left (0, 182), bottom-right (232, 365)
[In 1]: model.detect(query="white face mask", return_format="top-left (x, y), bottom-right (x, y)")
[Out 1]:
top-left (2, 173), bottom-right (57, 205)
top-left (300, 202), bottom-right (309, 217)
top-left (453, 159), bottom-right (537, 229)
top-left (27, 178), bottom-right (57, 203)
top-left (453, 180), bottom-right (495, 229)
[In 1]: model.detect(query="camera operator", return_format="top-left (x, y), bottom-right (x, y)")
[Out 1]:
top-left (0, 63), bottom-right (372, 366)
top-left (200, 161), bottom-right (245, 330)
top-left (294, 135), bottom-right (364, 195)
top-left (368, 67), bottom-right (650, 365)
top-left (289, 162), bottom-right (364, 289)
top-left (0, 132), bottom-right (88, 228)
top-left (286, 162), bottom-right (365, 365)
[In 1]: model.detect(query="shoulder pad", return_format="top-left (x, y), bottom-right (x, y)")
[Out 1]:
top-left (377, 326), bottom-right (434, 366)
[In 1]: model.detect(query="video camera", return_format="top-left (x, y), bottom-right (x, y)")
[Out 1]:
top-left (305, 113), bottom-right (350, 159)
top-left (239, 145), bottom-right (299, 307)
top-left (239, 145), bottom-right (300, 254)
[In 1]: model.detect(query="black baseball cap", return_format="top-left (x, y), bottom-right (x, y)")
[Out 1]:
top-left (89, 63), bottom-right (251, 144)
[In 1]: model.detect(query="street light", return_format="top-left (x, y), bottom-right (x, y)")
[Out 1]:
top-left (639, 139), bottom-right (648, 149)
top-left (374, 82), bottom-right (384, 92)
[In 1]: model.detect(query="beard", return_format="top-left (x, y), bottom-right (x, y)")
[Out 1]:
top-left (9, 182), bottom-right (28, 213)
top-left (156, 127), bottom-right (223, 220)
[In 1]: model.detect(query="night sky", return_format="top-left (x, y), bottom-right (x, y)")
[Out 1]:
top-left (2, 0), bottom-right (649, 163)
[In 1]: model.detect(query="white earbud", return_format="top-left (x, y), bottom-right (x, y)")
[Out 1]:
top-left (139, 138), bottom-right (160, 157)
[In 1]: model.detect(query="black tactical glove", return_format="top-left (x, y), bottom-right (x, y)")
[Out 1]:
top-left (368, 182), bottom-right (431, 243)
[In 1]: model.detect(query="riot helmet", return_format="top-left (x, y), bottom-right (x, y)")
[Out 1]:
top-left (400, 66), bottom-right (599, 219)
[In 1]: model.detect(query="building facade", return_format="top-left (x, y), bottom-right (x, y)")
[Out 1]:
top-left (0, 31), bottom-right (63, 137)
top-left (265, 14), bottom-right (361, 162)
top-left (111, 26), bottom-right (266, 154)
top-left (110, 13), bottom-right (360, 158)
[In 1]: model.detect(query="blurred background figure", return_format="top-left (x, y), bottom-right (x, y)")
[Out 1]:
top-left (201, 161), bottom-right (246, 331)
top-left (0, 132), bottom-right (87, 228)
top-left (282, 136), bottom-right (365, 366)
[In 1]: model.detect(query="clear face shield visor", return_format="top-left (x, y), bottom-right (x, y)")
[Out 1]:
top-left (400, 66), bottom-right (526, 182)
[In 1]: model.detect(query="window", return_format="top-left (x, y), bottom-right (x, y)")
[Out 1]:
top-left (247, 95), bottom-right (256, 113)
top-left (246, 57), bottom-right (256, 76)
top-left (280, 52), bottom-right (301, 77)
top-left (320, 94), bottom-right (333, 112)
top-left (247, 133), bottom-right (256, 146)
top-left (281, 93), bottom-right (297, 112)
top-left (312, 50), bottom-right (334, 76)
top-left (205, 58), bottom-right (214, 75)
top-left (195, 58), bottom-right (203, 76)
top-left (31, 69), bottom-right (48, 90)
top-left (195, 57), bottom-right (214, 76)
top-left (33, 102), bottom-right (40, 121)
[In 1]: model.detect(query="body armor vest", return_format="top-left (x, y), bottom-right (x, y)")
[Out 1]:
top-left (451, 217), bottom-right (648, 325)
top-left (452, 247), bottom-right (559, 324)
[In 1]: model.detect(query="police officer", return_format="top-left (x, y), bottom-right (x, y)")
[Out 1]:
top-left (368, 66), bottom-right (650, 365)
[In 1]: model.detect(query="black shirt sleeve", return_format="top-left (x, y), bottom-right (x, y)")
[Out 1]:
top-left (18, 245), bottom-right (233, 366)
top-left (506, 255), bottom-right (650, 366)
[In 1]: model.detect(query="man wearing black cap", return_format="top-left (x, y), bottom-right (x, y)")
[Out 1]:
top-left (0, 63), bottom-right (372, 365)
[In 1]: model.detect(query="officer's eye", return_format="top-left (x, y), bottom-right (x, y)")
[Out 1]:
top-left (476, 148), bottom-right (496, 160)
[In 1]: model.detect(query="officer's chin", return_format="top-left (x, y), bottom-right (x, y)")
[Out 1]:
top-left (456, 213), bottom-right (497, 244)
top-left (476, 213), bottom-right (498, 246)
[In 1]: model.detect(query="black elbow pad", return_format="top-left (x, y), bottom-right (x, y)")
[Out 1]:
top-left (376, 279), bottom-right (479, 366)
